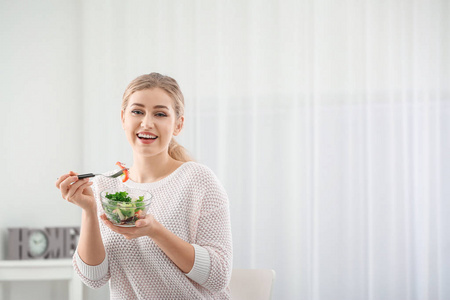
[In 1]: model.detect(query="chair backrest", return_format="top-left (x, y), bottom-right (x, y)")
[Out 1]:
top-left (229, 269), bottom-right (276, 300)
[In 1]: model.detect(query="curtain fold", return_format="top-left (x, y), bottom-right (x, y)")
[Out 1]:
top-left (81, 0), bottom-right (449, 299)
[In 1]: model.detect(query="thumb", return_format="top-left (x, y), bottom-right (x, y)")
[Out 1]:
top-left (135, 219), bottom-right (147, 227)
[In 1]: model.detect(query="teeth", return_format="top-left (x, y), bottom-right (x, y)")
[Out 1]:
top-left (138, 133), bottom-right (157, 139)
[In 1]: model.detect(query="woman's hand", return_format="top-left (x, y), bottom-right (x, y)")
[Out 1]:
top-left (101, 213), bottom-right (195, 273)
top-left (55, 171), bottom-right (95, 211)
top-left (100, 214), bottom-right (160, 240)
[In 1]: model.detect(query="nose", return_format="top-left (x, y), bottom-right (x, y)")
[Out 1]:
top-left (141, 115), bottom-right (154, 128)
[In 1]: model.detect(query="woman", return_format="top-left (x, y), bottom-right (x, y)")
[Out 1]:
top-left (55, 73), bottom-right (233, 299)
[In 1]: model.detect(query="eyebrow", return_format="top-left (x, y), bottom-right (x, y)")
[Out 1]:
top-left (130, 103), bottom-right (170, 110)
top-left (153, 105), bottom-right (170, 110)
top-left (130, 103), bottom-right (145, 108)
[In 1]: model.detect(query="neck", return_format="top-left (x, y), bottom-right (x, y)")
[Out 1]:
top-left (129, 151), bottom-right (182, 183)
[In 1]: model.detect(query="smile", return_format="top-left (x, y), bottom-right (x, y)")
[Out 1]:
top-left (136, 132), bottom-right (158, 144)
top-left (137, 133), bottom-right (158, 139)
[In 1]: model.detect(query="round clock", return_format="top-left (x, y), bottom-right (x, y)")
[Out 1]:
top-left (28, 229), bottom-right (49, 257)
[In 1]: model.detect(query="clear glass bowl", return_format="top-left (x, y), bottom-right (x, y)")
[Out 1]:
top-left (100, 187), bottom-right (152, 227)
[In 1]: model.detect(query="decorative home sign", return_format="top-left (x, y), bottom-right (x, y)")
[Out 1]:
top-left (7, 227), bottom-right (80, 260)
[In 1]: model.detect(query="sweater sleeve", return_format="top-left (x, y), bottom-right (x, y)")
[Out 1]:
top-left (188, 169), bottom-right (233, 293)
top-left (72, 249), bottom-right (111, 289)
top-left (185, 244), bottom-right (211, 284)
top-left (71, 177), bottom-right (111, 289)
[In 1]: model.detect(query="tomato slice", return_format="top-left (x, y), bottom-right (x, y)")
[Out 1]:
top-left (122, 168), bottom-right (129, 182)
top-left (116, 161), bottom-right (129, 182)
top-left (116, 161), bottom-right (126, 169)
top-left (135, 210), bottom-right (144, 219)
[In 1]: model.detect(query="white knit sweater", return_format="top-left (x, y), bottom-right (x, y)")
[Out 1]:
top-left (72, 162), bottom-right (233, 299)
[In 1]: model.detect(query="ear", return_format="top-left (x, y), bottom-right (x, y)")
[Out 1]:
top-left (121, 110), bottom-right (125, 130)
top-left (173, 116), bottom-right (184, 136)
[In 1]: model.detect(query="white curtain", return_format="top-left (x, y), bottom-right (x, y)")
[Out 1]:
top-left (81, 0), bottom-right (449, 299)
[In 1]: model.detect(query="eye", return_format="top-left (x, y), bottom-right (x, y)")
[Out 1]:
top-left (155, 112), bottom-right (167, 117)
top-left (131, 110), bottom-right (144, 115)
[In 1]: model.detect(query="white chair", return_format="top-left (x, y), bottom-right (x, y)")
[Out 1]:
top-left (229, 269), bottom-right (276, 300)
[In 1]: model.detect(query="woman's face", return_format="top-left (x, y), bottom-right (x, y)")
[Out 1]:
top-left (121, 88), bottom-right (183, 158)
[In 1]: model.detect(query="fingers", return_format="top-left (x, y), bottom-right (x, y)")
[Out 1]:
top-left (135, 221), bottom-right (144, 227)
top-left (55, 173), bottom-right (71, 189)
top-left (100, 215), bottom-right (113, 229)
top-left (102, 219), bottom-right (132, 239)
top-left (55, 171), bottom-right (79, 189)
top-left (59, 175), bottom-right (79, 195)
top-left (136, 214), bottom-right (154, 228)
top-left (100, 214), bottom-right (116, 229)
top-left (59, 174), bottom-right (88, 201)
top-left (66, 179), bottom-right (93, 202)
top-left (100, 214), bottom-right (138, 240)
top-left (135, 217), bottom-right (148, 228)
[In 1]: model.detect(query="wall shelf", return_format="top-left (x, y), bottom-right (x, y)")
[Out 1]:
top-left (0, 259), bottom-right (82, 300)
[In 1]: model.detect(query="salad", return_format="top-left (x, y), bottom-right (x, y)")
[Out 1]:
top-left (103, 191), bottom-right (146, 226)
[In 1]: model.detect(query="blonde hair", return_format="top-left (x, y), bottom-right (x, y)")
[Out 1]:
top-left (122, 73), bottom-right (193, 162)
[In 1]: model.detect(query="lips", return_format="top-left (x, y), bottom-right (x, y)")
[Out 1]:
top-left (137, 132), bottom-right (157, 139)
top-left (136, 132), bottom-right (158, 144)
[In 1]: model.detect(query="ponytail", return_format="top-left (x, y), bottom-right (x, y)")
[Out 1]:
top-left (168, 138), bottom-right (193, 162)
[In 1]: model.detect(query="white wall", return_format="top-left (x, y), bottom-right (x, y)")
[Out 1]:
top-left (0, 0), bottom-right (82, 236)
top-left (0, 1), bottom-right (109, 299)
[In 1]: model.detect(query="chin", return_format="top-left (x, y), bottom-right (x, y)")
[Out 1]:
top-left (135, 148), bottom-right (167, 158)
